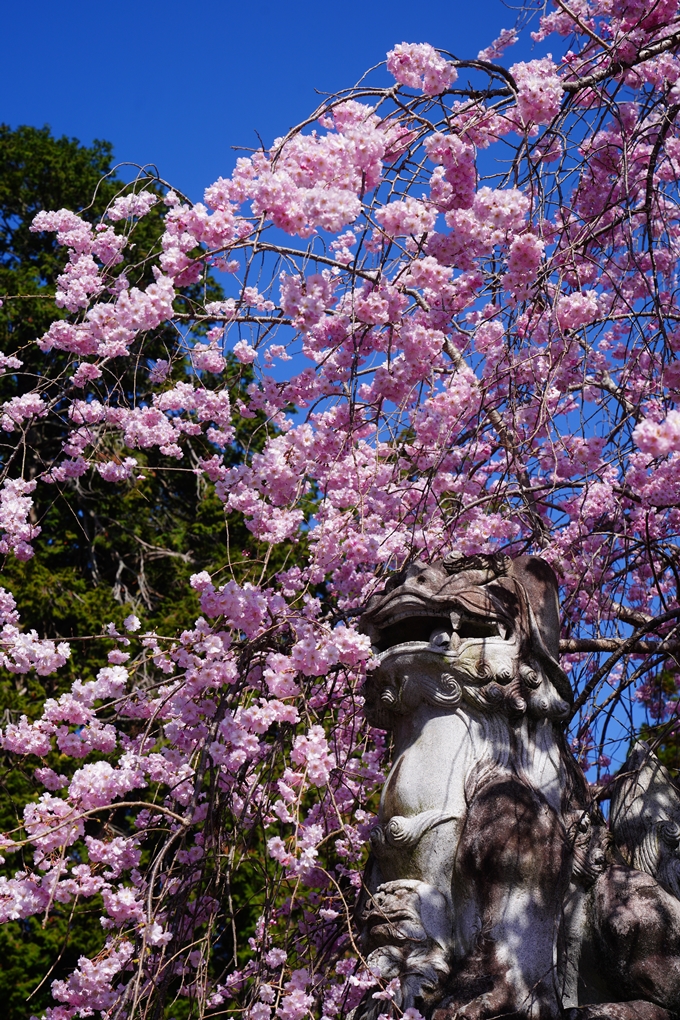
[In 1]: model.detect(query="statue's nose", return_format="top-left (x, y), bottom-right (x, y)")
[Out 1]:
top-left (403, 560), bottom-right (429, 582)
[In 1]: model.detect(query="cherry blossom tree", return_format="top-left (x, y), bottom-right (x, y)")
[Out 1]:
top-left (3, 1), bottom-right (680, 1016)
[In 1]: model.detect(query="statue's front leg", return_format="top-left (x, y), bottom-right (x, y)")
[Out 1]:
top-left (353, 705), bottom-right (475, 1015)
top-left (356, 878), bottom-right (453, 1019)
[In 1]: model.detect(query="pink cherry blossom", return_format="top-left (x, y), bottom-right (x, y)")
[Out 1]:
top-left (387, 43), bottom-right (457, 95)
top-left (106, 190), bottom-right (158, 221)
top-left (510, 57), bottom-right (563, 125)
top-left (375, 197), bottom-right (437, 237)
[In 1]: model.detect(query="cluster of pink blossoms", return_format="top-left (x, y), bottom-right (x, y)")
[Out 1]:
top-left (386, 43), bottom-right (458, 96)
top-left (510, 57), bottom-right (563, 124)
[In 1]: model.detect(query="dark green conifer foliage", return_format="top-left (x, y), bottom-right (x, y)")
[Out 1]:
top-left (0, 125), bottom-right (298, 1018)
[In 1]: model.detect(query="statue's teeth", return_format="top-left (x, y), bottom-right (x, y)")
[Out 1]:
top-left (430, 626), bottom-right (451, 648)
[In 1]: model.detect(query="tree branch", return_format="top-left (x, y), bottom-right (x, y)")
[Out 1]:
top-left (560, 637), bottom-right (680, 653)
top-left (562, 30), bottom-right (680, 93)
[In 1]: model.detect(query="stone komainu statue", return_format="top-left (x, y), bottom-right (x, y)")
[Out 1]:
top-left (355, 553), bottom-right (680, 1020)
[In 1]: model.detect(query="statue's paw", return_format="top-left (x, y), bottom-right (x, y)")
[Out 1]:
top-left (432, 993), bottom-right (502, 1020)
top-left (433, 988), bottom-right (552, 1020)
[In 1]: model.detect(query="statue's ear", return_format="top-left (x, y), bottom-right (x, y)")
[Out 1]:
top-left (509, 555), bottom-right (562, 660)
top-left (508, 556), bottom-right (572, 706)
top-left (525, 599), bottom-right (573, 706)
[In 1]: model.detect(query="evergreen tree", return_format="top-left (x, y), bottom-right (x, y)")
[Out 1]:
top-left (0, 125), bottom-right (291, 1018)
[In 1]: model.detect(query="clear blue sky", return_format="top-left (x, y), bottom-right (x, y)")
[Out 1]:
top-left (4, 0), bottom-right (539, 202)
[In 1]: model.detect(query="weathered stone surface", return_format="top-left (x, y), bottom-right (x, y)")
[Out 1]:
top-left (609, 740), bottom-right (680, 898)
top-left (564, 1004), bottom-right (673, 1020)
top-left (354, 553), bottom-right (680, 1020)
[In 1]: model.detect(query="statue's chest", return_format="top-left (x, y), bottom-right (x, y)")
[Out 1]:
top-left (380, 710), bottom-right (486, 820)
top-left (379, 709), bottom-right (565, 821)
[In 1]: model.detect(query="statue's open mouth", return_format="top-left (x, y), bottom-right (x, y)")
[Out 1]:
top-left (370, 599), bottom-right (512, 656)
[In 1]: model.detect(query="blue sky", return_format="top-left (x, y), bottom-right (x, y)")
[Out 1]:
top-left (4, 0), bottom-right (540, 202)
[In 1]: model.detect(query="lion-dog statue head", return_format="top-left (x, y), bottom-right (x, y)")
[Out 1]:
top-left (360, 552), bottom-right (572, 728)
